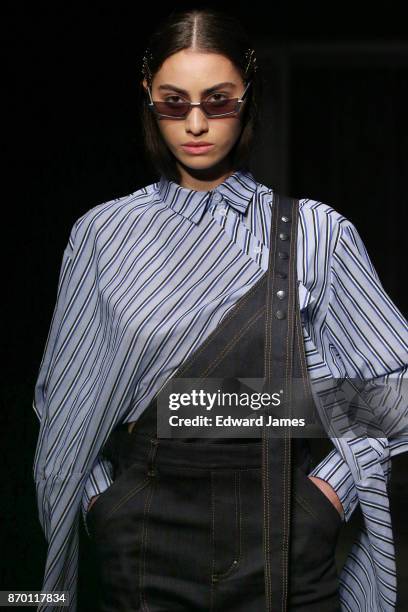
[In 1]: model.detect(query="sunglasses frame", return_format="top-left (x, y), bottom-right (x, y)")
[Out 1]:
top-left (146, 80), bottom-right (252, 119)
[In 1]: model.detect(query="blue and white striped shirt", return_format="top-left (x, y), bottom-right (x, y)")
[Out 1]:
top-left (33, 168), bottom-right (408, 611)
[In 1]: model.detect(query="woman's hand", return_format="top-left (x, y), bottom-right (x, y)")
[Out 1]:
top-left (308, 475), bottom-right (344, 519)
top-left (87, 494), bottom-right (101, 513)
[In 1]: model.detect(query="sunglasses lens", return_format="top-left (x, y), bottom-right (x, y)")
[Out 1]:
top-left (153, 101), bottom-right (191, 117)
top-left (203, 98), bottom-right (239, 116)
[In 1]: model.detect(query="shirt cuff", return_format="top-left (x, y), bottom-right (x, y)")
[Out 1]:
top-left (307, 447), bottom-right (359, 522)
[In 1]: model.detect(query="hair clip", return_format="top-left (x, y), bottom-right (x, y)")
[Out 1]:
top-left (243, 48), bottom-right (258, 78)
top-left (141, 47), bottom-right (154, 85)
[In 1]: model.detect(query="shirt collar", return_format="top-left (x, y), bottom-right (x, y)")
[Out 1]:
top-left (155, 168), bottom-right (258, 224)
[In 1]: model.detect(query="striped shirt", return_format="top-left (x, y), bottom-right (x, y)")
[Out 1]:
top-left (33, 168), bottom-right (408, 611)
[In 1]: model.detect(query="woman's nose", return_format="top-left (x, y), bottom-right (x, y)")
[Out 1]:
top-left (185, 106), bottom-right (209, 132)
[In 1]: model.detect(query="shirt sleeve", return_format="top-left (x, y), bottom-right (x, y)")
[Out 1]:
top-left (307, 217), bottom-right (408, 522)
top-left (32, 237), bottom-right (75, 422)
top-left (32, 225), bottom-right (77, 482)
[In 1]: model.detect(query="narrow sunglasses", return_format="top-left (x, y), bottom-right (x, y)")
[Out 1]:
top-left (146, 80), bottom-right (252, 119)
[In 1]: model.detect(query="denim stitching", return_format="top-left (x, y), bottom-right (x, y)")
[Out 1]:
top-left (263, 198), bottom-right (276, 611)
top-left (140, 439), bottom-right (158, 612)
top-left (281, 199), bottom-right (298, 610)
top-left (139, 481), bottom-right (155, 612)
top-left (147, 436), bottom-right (159, 475)
top-left (262, 191), bottom-right (279, 610)
top-left (237, 471), bottom-right (242, 565)
top-left (210, 471), bottom-right (216, 612)
top-left (100, 477), bottom-right (151, 529)
top-left (281, 199), bottom-right (291, 612)
top-left (215, 471), bottom-right (243, 580)
top-left (281, 202), bottom-right (290, 612)
top-left (200, 305), bottom-right (266, 377)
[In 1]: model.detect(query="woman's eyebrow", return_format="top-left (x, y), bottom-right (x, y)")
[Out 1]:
top-left (158, 82), bottom-right (236, 95)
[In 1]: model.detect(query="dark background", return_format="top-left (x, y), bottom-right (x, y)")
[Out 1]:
top-left (3, 1), bottom-right (408, 609)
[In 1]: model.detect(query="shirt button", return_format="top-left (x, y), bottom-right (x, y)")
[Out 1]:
top-left (275, 310), bottom-right (286, 319)
top-left (213, 192), bottom-right (222, 203)
top-left (219, 208), bottom-right (228, 216)
top-left (254, 246), bottom-right (262, 254)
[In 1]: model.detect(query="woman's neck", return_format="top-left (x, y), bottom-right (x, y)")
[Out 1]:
top-left (177, 160), bottom-right (235, 192)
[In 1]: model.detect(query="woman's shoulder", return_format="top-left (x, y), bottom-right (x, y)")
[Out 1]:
top-left (298, 195), bottom-right (351, 239)
top-left (260, 183), bottom-right (354, 241)
top-left (69, 181), bottom-right (158, 242)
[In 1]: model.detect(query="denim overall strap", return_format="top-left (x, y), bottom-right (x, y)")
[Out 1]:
top-left (262, 193), bottom-right (305, 612)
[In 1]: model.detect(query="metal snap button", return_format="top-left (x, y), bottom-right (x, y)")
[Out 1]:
top-left (276, 290), bottom-right (286, 299)
top-left (278, 251), bottom-right (288, 259)
top-left (281, 216), bottom-right (290, 222)
top-left (279, 232), bottom-right (289, 241)
top-left (275, 310), bottom-right (286, 319)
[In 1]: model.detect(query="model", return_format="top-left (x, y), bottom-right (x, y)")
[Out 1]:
top-left (33, 7), bottom-right (408, 612)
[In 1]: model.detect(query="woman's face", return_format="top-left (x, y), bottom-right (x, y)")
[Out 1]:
top-left (142, 49), bottom-right (248, 177)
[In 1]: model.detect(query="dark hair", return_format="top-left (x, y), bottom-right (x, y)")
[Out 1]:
top-left (138, 7), bottom-right (264, 183)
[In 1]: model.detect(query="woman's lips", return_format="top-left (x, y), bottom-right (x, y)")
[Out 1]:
top-left (181, 144), bottom-right (215, 154)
